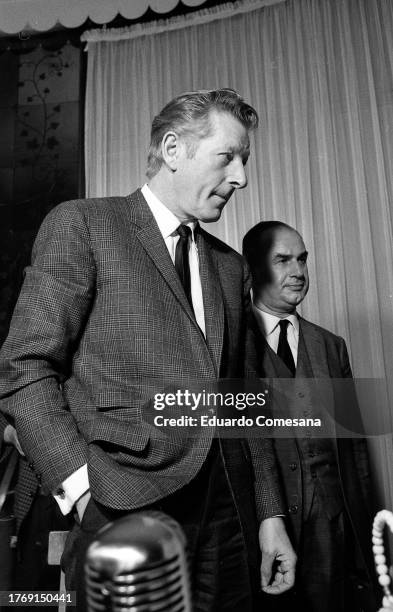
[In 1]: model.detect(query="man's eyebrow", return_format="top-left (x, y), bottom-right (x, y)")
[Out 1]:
top-left (221, 143), bottom-right (250, 153)
top-left (272, 252), bottom-right (291, 260)
top-left (272, 250), bottom-right (308, 259)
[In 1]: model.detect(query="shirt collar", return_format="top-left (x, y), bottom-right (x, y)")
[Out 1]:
top-left (141, 184), bottom-right (196, 240)
top-left (253, 303), bottom-right (299, 337)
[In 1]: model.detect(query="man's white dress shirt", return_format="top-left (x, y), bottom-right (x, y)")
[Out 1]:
top-left (252, 304), bottom-right (299, 365)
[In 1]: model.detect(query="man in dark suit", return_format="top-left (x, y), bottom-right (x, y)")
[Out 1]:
top-left (0, 90), bottom-right (295, 610)
top-left (242, 221), bottom-right (377, 612)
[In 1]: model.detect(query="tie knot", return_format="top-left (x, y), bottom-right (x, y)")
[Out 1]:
top-left (278, 319), bottom-right (290, 332)
top-left (177, 224), bottom-right (192, 240)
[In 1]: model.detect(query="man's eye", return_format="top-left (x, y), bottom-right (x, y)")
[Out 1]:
top-left (222, 152), bottom-right (234, 163)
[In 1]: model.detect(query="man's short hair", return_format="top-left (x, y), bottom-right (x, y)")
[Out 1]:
top-left (242, 220), bottom-right (294, 286)
top-left (146, 88), bottom-right (259, 179)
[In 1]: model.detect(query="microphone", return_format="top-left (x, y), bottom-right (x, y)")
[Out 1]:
top-left (84, 510), bottom-right (192, 611)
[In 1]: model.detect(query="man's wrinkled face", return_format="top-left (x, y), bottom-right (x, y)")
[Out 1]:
top-left (257, 228), bottom-right (309, 315)
top-left (173, 110), bottom-right (250, 222)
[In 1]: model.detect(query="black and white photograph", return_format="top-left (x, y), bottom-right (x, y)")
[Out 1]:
top-left (0, 1), bottom-right (392, 611)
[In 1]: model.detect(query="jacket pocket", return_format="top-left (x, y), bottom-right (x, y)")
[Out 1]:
top-left (80, 414), bottom-right (150, 452)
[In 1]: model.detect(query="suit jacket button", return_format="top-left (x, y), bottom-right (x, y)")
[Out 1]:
top-left (28, 491), bottom-right (35, 498)
top-left (289, 504), bottom-right (298, 514)
top-left (290, 462), bottom-right (297, 471)
top-left (28, 462), bottom-right (34, 469)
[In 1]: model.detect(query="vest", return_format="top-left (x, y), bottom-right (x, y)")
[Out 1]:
top-left (262, 326), bottom-right (343, 546)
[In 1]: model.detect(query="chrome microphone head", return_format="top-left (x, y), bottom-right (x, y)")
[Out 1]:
top-left (85, 511), bottom-right (191, 612)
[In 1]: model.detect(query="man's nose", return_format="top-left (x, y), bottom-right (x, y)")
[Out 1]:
top-left (290, 260), bottom-right (305, 276)
top-left (228, 160), bottom-right (248, 189)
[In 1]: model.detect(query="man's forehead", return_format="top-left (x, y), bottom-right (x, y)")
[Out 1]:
top-left (270, 228), bottom-right (306, 253)
top-left (209, 110), bottom-right (250, 146)
top-left (229, 138), bottom-right (250, 153)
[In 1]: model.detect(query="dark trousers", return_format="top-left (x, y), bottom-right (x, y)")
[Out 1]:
top-left (62, 440), bottom-right (261, 611)
top-left (296, 495), bottom-right (346, 612)
top-left (267, 492), bottom-right (376, 612)
top-left (11, 494), bottom-right (72, 612)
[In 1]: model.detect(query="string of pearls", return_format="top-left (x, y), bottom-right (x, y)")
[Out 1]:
top-left (373, 510), bottom-right (393, 611)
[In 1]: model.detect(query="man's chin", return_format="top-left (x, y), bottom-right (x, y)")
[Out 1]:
top-left (290, 293), bottom-right (306, 305)
top-left (284, 291), bottom-right (304, 305)
top-left (199, 209), bottom-right (223, 223)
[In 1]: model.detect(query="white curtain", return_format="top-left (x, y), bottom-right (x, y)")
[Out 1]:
top-left (84, 0), bottom-right (393, 510)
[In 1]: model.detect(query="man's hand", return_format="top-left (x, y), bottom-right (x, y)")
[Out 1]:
top-left (75, 489), bottom-right (91, 523)
top-left (3, 424), bottom-right (25, 456)
top-left (259, 516), bottom-right (296, 594)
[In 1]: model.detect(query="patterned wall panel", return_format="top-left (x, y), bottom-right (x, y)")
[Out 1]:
top-left (0, 43), bottom-right (82, 344)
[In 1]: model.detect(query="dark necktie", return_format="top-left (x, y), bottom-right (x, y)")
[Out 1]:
top-left (277, 319), bottom-right (296, 376)
top-left (175, 224), bottom-right (194, 310)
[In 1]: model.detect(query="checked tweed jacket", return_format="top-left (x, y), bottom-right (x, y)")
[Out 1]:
top-left (0, 189), bottom-right (281, 519)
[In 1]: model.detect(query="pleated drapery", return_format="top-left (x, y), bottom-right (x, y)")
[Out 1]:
top-left (84, 0), bottom-right (393, 511)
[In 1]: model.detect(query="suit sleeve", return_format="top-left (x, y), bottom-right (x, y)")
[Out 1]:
top-left (242, 260), bottom-right (285, 521)
top-left (0, 202), bottom-right (95, 492)
top-left (338, 338), bottom-right (373, 511)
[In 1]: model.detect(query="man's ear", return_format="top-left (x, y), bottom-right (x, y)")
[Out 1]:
top-left (161, 131), bottom-right (182, 171)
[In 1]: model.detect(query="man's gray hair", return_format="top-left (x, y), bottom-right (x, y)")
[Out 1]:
top-left (146, 88), bottom-right (259, 179)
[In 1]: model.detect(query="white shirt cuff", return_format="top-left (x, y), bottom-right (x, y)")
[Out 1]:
top-left (53, 464), bottom-right (89, 515)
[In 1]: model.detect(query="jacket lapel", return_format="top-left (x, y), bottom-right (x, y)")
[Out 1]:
top-left (196, 230), bottom-right (225, 374)
top-left (128, 190), bottom-right (200, 330)
top-left (298, 317), bottom-right (337, 432)
top-left (298, 318), bottom-right (331, 378)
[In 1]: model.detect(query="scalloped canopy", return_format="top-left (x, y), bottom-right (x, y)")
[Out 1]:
top-left (0, 0), bottom-right (209, 35)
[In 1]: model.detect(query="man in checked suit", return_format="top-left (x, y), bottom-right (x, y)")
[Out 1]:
top-left (243, 221), bottom-right (377, 612)
top-left (0, 89), bottom-right (296, 610)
